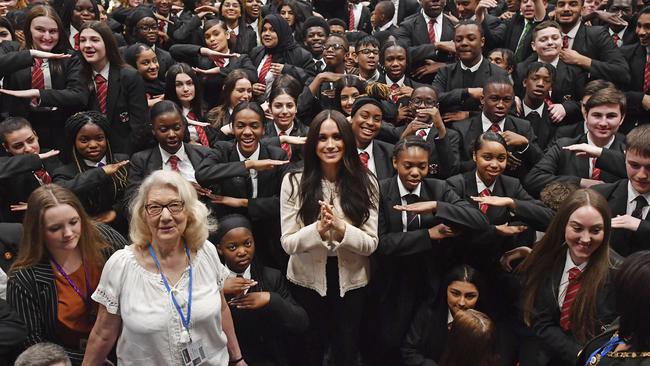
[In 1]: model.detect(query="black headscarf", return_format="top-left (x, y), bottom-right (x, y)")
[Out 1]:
top-left (126, 6), bottom-right (156, 33)
top-left (351, 96), bottom-right (385, 118)
top-left (263, 14), bottom-right (298, 55)
top-left (213, 214), bottom-right (253, 244)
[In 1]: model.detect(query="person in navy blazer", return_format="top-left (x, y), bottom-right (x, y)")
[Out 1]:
top-left (368, 136), bottom-right (488, 365)
top-left (524, 88), bottom-right (628, 198)
top-left (196, 102), bottom-right (289, 269)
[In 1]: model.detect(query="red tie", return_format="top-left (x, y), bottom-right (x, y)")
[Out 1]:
top-left (94, 74), bottom-right (107, 114)
top-left (391, 83), bottom-right (399, 102)
top-left (544, 97), bottom-right (554, 109)
top-left (643, 55), bottom-right (650, 93)
top-left (591, 157), bottom-right (601, 180)
top-left (158, 19), bottom-right (166, 32)
top-left (34, 168), bottom-right (52, 184)
top-left (348, 4), bottom-right (355, 31)
top-left (73, 33), bottom-right (80, 50)
top-left (612, 33), bottom-right (620, 47)
top-left (258, 54), bottom-right (273, 84)
top-left (32, 58), bottom-right (44, 89)
top-left (187, 112), bottom-right (210, 147)
top-left (278, 131), bottom-right (292, 160)
top-left (489, 123), bottom-right (501, 133)
top-left (359, 151), bottom-right (369, 168)
top-left (479, 188), bottom-right (490, 214)
top-left (417, 129), bottom-right (427, 139)
top-left (562, 35), bottom-right (569, 49)
top-left (428, 19), bottom-right (436, 44)
top-left (168, 155), bottom-right (180, 172)
top-left (560, 267), bottom-right (582, 332)
top-left (213, 57), bottom-right (225, 67)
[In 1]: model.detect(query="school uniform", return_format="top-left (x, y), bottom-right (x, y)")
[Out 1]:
top-left (620, 44), bottom-right (650, 131)
top-left (0, 154), bottom-right (61, 223)
top-left (358, 139), bottom-right (396, 181)
top-left (0, 297), bottom-right (26, 366)
top-left (503, 14), bottom-right (545, 63)
top-left (249, 45), bottom-right (316, 85)
top-left (6, 225), bottom-right (126, 366)
top-left (563, 22), bottom-right (630, 88)
top-left (0, 45), bottom-right (86, 151)
top-left (593, 179), bottom-right (650, 257)
top-left (372, 23), bottom-right (398, 48)
top-left (370, 0), bottom-right (421, 25)
top-left (152, 10), bottom-right (180, 49)
top-left (451, 114), bottom-right (543, 177)
top-left (169, 44), bottom-right (258, 109)
top-left (523, 133), bottom-right (627, 197)
top-left (84, 64), bottom-right (148, 155)
top-left (519, 102), bottom-right (556, 151)
top-left (343, 2), bottom-right (372, 34)
top-left (368, 177), bottom-right (488, 362)
top-left (521, 252), bottom-right (617, 366)
top-left (432, 57), bottom-right (509, 113)
top-left (0, 223), bottom-right (21, 300)
top-left (515, 56), bottom-right (586, 125)
top-left (263, 119), bottom-right (309, 163)
top-left (195, 141), bottom-right (289, 269)
top-left (226, 260), bottom-right (309, 366)
top-left (400, 296), bottom-right (450, 366)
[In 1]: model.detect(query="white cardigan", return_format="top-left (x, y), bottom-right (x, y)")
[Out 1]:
top-left (280, 172), bottom-right (379, 297)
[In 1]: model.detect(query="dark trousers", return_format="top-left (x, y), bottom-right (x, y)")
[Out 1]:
top-left (290, 257), bottom-right (366, 366)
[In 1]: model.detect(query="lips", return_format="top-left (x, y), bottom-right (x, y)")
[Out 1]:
top-left (86, 149), bottom-right (101, 158)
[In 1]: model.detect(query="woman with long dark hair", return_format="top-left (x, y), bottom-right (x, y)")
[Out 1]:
top-left (60, 0), bottom-right (99, 50)
top-left (205, 69), bottom-right (253, 134)
top-left (519, 189), bottom-right (617, 366)
top-left (439, 309), bottom-right (500, 366)
top-left (218, 0), bottom-right (257, 54)
top-left (122, 42), bottom-right (164, 106)
top-left (264, 81), bottom-right (308, 162)
top-left (77, 21), bottom-right (147, 154)
top-left (278, 0), bottom-right (305, 41)
top-left (280, 109), bottom-right (379, 366)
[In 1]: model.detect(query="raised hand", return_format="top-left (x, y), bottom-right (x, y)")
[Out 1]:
top-left (102, 160), bottom-right (129, 176)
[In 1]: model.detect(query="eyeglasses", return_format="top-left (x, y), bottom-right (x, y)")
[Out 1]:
top-left (145, 200), bottom-right (185, 216)
top-left (324, 43), bottom-right (347, 51)
top-left (137, 25), bottom-right (159, 32)
top-left (409, 98), bottom-right (439, 108)
top-left (357, 48), bottom-right (379, 55)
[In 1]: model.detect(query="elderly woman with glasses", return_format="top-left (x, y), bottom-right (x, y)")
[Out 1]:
top-left (81, 170), bottom-right (248, 366)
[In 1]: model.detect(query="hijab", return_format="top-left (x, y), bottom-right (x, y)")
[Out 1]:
top-left (262, 14), bottom-right (297, 55)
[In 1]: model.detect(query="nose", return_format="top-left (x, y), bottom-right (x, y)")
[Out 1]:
top-left (458, 296), bottom-right (466, 307)
top-left (63, 224), bottom-right (73, 238)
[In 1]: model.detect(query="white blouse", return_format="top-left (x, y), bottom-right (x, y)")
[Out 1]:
top-left (92, 242), bottom-right (230, 366)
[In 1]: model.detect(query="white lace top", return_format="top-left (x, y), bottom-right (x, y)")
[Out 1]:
top-left (92, 242), bottom-right (230, 366)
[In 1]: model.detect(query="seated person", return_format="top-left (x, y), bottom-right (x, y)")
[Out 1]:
top-left (52, 111), bottom-right (129, 229)
top-left (216, 214), bottom-right (309, 366)
top-left (432, 21), bottom-right (509, 122)
top-left (593, 124), bottom-right (650, 257)
top-left (0, 117), bottom-right (62, 223)
top-left (524, 87), bottom-right (628, 197)
top-left (451, 76), bottom-right (543, 177)
top-left (350, 96), bottom-right (396, 180)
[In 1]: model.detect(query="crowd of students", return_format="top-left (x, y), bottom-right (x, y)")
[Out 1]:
top-left (0, 0), bottom-right (648, 364)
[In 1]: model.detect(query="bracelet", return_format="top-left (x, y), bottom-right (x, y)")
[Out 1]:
top-left (229, 356), bottom-right (244, 365)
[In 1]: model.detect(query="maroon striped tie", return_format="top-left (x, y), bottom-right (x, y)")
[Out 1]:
top-left (644, 55), bottom-right (650, 93)
top-left (560, 267), bottom-right (582, 331)
top-left (428, 19), bottom-right (436, 44)
top-left (591, 158), bottom-right (601, 180)
top-left (94, 74), bottom-right (107, 114)
top-left (187, 111), bottom-right (210, 147)
top-left (348, 4), bottom-right (355, 31)
top-left (34, 168), bottom-right (52, 184)
top-left (359, 151), bottom-right (369, 168)
top-left (479, 188), bottom-right (490, 214)
top-left (279, 131), bottom-right (292, 160)
top-left (32, 58), bottom-right (44, 89)
top-left (258, 54), bottom-right (273, 84)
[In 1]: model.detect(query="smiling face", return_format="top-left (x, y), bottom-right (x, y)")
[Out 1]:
top-left (204, 23), bottom-right (229, 52)
top-left (473, 140), bottom-right (507, 186)
top-left (323, 35), bottom-right (347, 67)
top-left (175, 73), bottom-right (195, 107)
top-left (145, 185), bottom-right (187, 244)
top-left (481, 83), bottom-right (514, 123)
top-left (43, 203), bottom-right (81, 254)
top-left (154, 0), bottom-right (172, 16)
top-left (218, 227), bottom-right (255, 273)
top-left (222, 0), bottom-right (242, 20)
top-left (564, 205), bottom-right (604, 265)
top-left (75, 122), bottom-right (107, 162)
top-left (384, 45), bottom-right (407, 80)
top-left (626, 149), bottom-right (650, 194)
top-left (393, 146), bottom-right (429, 191)
top-left (30, 15), bottom-right (59, 52)
top-left (532, 27), bottom-right (562, 61)
top-left (304, 26), bottom-right (327, 57)
top-left (455, 0), bottom-right (478, 19)
top-left (72, 0), bottom-right (97, 30)
top-left (585, 104), bottom-right (623, 144)
top-left (447, 280), bottom-right (479, 317)
top-left (135, 17), bottom-right (158, 45)
top-left (636, 13), bottom-right (650, 47)
top-left (79, 28), bottom-right (106, 66)
top-left (351, 103), bottom-right (382, 148)
top-left (153, 111), bottom-right (184, 154)
top-left (2, 126), bottom-right (40, 155)
top-left (245, 0), bottom-right (262, 19)
top-left (232, 108), bottom-right (263, 157)
top-left (555, 0), bottom-right (583, 28)
top-left (261, 22), bottom-right (278, 48)
top-left (229, 78), bottom-right (253, 108)
top-left (271, 93), bottom-right (297, 131)
top-left (340, 86), bottom-right (360, 116)
top-left (280, 5), bottom-right (295, 27)
top-left (454, 24), bottom-right (484, 66)
top-left (316, 119), bottom-right (344, 168)
top-left (519, 0), bottom-right (538, 18)
top-left (136, 48), bottom-right (159, 81)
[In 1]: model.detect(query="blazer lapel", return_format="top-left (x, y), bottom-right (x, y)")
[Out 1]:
top-left (609, 181), bottom-right (629, 216)
top-left (372, 142), bottom-right (389, 180)
top-left (464, 171), bottom-right (480, 210)
top-left (106, 65), bottom-right (120, 120)
top-left (575, 134), bottom-right (590, 178)
top-left (150, 146), bottom-right (164, 172)
top-left (387, 178), bottom-right (404, 231)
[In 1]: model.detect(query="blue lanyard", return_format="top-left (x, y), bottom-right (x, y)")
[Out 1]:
top-left (585, 334), bottom-right (623, 366)
top-left (148, 242), bottom-right (193, 334)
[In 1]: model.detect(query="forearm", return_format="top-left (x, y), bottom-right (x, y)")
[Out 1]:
top-left (221, 293), bottom-right (243, 361)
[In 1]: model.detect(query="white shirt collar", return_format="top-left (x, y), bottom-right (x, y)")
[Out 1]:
top-left (397, 175), bottom-right (422, 198)
top-left (564, 248), bottom-right (588, 273)
top-left (608, 26), bottom-right (626, 39)
top-left (481, 113), bottom-right (505, 132)
top-left (586, 132), bottom-right (615, 149)
top-left (387, 74), bottom-right (405, 87)
top-left (274, 122), bottom-right (293, 136)
top-left (228, 264), bottom-right (251, 279)
top-left (627, 181), bottom-right (650, 207)
top-left (447, 309), bottom-right (454, 326)
top-left (378, 21), bottom-right (393, 31)
top-left (93, 63), bottom-right (110, 80)
top-left (159, 143), bottom-right (189, 163)
top-left (523, 102), bottom-right (544, 117)
top-left (422, 9), bottom-right (443, 25)
top-left (360, 69), bottom-right (381, 82)
top-left (227, 25), bottom-right (239, 35)
top-left (357, 140), bottom-right (374, 157)
top-left (70, 26), bottom-right (79, 37)
top-left (83, 156), bottom-right (107, 168)
top-left (237, 142), bottom-right (261, 162)
top-left (475, 171), bottom-right (496, 193)
top-left (563, 22), bottom-right (581, 39)
top-left (537, 56), bottom-right (559, 68)
top-left (460, 55), bottom-right (483, 72)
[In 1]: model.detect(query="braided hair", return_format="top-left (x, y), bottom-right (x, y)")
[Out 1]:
top-left (64, 111), bottom-right (128, 212)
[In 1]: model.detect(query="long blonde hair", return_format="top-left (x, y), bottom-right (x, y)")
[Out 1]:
top-left (10, 185), bottom-right (108, 272)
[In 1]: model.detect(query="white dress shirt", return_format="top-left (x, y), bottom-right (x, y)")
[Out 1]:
top-left (561, 22), bottom-right (581, 50)
top-left (481, 113), bottom-right (505, 132)
top-left (476, 172), bottom-right (496, 195)
top-left (350, 2), bottom-right (363, 30)
top-left (421, 10), bottom-right (443, 43)
top-left (390, 0), bottom-right (400, 26)
top-left (460, 55), bottom-right (483, 72)
top-left (558, 249), bottom-right (588, 306)
top-left (237, 144), bottom-right (261, 198)
top-left (523, 102), bottom-right (544, 118)
top-left (586, 133), bottom-right (615, 178)
top-left (159, 144), bottom-right (197, 183)
top-left (357, 141), bottom-right (376, 176)
top-left (83, 156), bottom-right (107, 168)
top-left (397, 177), bottom-right (422, 232)
top-left (626, 181), bottom-right (650, 219)
top-left (608, 26), bottom-right (626, 48)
